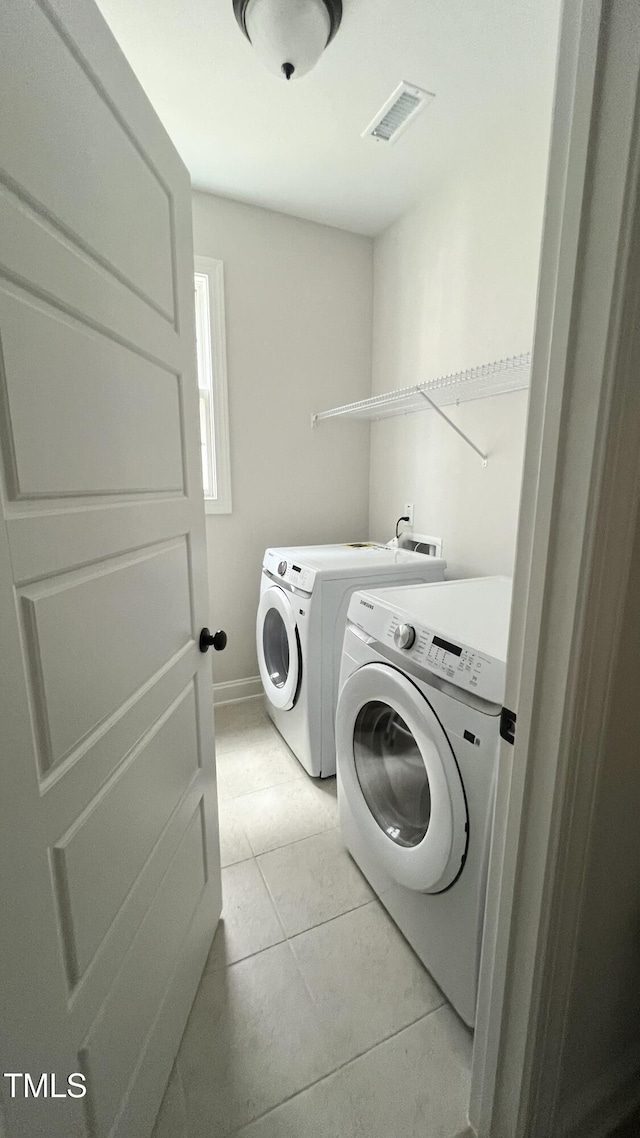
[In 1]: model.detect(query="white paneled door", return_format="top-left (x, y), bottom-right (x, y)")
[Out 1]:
top-left (0, 2), bottom-right (222, 1136)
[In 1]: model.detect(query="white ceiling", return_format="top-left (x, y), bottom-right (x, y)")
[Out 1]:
top-left (96, 0), bottom-right (559, 236)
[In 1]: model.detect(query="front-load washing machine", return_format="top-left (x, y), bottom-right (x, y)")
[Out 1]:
top-left (336, 576), bottom-right (512, 1026)
top-left (256, 543), bottom-right (446, 778)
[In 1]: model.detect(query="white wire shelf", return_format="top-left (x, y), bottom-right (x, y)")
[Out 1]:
top-left (311, 352), bottom-right (531, 425)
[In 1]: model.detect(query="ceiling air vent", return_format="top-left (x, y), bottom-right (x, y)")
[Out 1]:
top-left (363, 81), bottom-right (434, 144)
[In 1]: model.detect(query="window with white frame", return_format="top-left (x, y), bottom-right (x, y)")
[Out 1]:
top-left (194, 256), bottom-right (232, 513)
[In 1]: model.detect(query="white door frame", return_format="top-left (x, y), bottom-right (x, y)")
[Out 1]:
top-left (471, 1), bottom-right (640, 1135)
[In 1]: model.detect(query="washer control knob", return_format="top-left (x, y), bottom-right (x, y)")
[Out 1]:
top-left (277, 560), bottom-right (287, 576)
top-left (394, 623), bottom-right (416, 650)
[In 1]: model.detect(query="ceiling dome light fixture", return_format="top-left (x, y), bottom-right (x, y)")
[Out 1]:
top-left (233, 0), bottom-right (342, 81)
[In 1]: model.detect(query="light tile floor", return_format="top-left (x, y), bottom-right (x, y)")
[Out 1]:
top-left (152, 698), bottom-right (472, 1138)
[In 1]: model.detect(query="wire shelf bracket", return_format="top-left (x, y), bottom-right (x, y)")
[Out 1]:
top-left (417, 388), bottom-right (488, 466)
top-left (311, 351), bottom-right (531, 466)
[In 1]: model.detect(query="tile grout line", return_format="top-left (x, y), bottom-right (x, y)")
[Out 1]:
top-left (218, 792), bottom-right (254, 865)
top-left (253, 853), bottom-right (288, 942)
top-left (282, 935), bottom-right (318, 1008)
top-left (213, 711), bottom-right (459, 1138)
top-left (220, 785), bottom-right (345, 895)
top-left (229, 1003), bottom-right (452, 1137)
top-left (218, 778), bottom-right (335, 861)
top-left (204, 887), bottom-right (377, 976)
top-left (244, 820), bottom-right (339, 860)
top-left (209, 854), bottom-right (286, 972)
top-left (203, 897), bottom-right (450, 1110)
top-left (284, 895), bottom-right (377, 944)
top-left (214, 723), bottom-right (283, 756)
top-left (216, 773), bottom-right (300, 810)
top-left (253, 832), bottom-right (370, 920)
top-left (252, 828), bottom-right (374, 941)
top-left (218, 771), bottom-right (333, 806)
top-left (221, 851), bottom-right (259, 870)
top-left (215, 727), bottom-right (301, 762)
top-left (218, 772), bottom-right (306, 805)
top-left (216, 756), bottom-right (338, 857)
top-left (214, 726), bottom-right (279, 748)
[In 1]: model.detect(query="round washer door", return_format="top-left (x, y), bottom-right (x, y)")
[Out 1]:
top-left (257, 586), bottom-right (301, 711)
top-left (336, 662), bottom-right (468, 893)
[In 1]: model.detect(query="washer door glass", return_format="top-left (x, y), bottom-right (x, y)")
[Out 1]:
top-left (336, 661), bottom-right (468, 893)
top-left (263, 606), bottom-right (290, 689)
top-left (353, 701), bottom-right (431, 848)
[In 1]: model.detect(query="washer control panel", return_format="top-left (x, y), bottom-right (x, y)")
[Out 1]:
top-left (384, 612), bottom-right (501, 704)
top-left (264, 549), bottom-right (315, 594)
top-left (393, 623), bottom-right (416, 650)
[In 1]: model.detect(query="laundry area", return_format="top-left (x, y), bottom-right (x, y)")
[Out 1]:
top-left (76, 0), bottom-right (554, 1133)
top-left (9, 2), bottom-right (640, 1138)
top-left (186, 696), bottom-right (472, 1137)
top-left (155, 566), bottom-right (511, 1134)
top-left (101, 0), bottom-right (562, 1130)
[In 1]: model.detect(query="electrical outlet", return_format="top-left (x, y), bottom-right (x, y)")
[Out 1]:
top-left (403, 502), bottom-right (414, 528)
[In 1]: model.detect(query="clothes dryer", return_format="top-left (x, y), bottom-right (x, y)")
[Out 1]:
top-left (257, 543), bottom-right (446, 777)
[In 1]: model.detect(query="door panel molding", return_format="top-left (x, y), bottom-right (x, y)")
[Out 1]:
top-left (52, 682), bottom-right (199, 987)
top-left (19, 539), bottom-right (192, 773)
top-left (7, 498), bottom-right (191, 587)
top-left (0, 2), bottom-right (220, 1135)
top-left (0, 184), bottom-right (182, 370)
top-left (1, 0), bottom-right (177, 322)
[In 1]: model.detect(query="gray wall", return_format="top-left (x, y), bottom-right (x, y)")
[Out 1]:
top-left (192, 190), bottom-right (373, 687)
top-left (368, 119), bottom-right (552, 580)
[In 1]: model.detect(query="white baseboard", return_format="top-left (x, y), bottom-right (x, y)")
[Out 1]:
top-left (213, 675), bottom-right (263, 706)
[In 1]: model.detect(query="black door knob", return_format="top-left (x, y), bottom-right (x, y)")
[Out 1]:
top-left (199, 627), bottom-right (227, 653)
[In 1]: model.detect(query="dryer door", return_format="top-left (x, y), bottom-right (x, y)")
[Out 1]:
top-left (257, 585), bottom-right (301, 711)
top-left (336, 662), bottom-right (468, 893)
